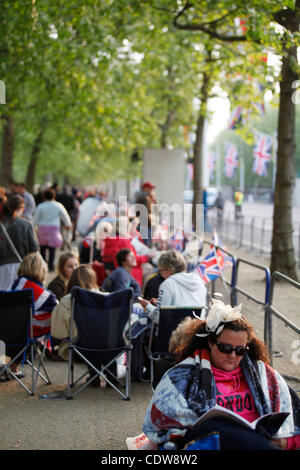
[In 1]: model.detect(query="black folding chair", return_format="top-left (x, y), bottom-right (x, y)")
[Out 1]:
top-left (67, 286), bottom-right (133, 400)
top-left (145, 306), bottom-right (206, 390)
top-left (0, 289), bottom-right (51, 395)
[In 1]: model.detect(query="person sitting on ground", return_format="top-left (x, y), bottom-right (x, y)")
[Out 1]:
top-left (9, 252), bottom-right (58, 377)
top-left (102, 248), bottom-right (142, 301)
top-left (142, 299), bottom-right (300, 450)
top-left (138, 249), bottom-right (207, 324)
top-left (47, 251), bottom-right (80, 300)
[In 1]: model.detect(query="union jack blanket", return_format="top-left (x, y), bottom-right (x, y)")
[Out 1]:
top-left (143, 349), bottom-right (297, 445)
top-left (11, 276), bottom-right (58, 337)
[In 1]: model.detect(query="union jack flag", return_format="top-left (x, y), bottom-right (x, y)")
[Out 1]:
top-left (208, 151), bottom-right (216, 182)
top-left (195, 248), bottom-right (222, 284)
top-left (11, 277), bottom-right (58, 337)
top-left (82, 235), bottom-right (93, 248)
top-left (212, 230), bottom-right (233, 270)
top-left (224, 143), bottom-right (238, 179)
top-left (152, 219), bottom-right (169, 241)
top-left (228, 105), bottom-right (242, 129)
top-left (170, 230), bottom-right (186, 252)
top-left (252, 133), bottom-right (273, 177)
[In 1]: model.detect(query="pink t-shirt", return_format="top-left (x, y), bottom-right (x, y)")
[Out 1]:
top-left (211, 364), bottom-right (260, 423)
top-left (211, 364), bottom-right (300, 450)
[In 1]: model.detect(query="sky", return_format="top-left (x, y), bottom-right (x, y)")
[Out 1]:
top-left (205, 51), bottom-right (283, 144)
top-left (206, 96), bottom-right (230, 144)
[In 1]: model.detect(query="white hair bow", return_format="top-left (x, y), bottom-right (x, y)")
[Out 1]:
top-left (195, 299), bottom-right (243, 337)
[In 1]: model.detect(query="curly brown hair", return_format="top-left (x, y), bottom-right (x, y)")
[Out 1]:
top-left (169, 316), bottom-right (270, 365)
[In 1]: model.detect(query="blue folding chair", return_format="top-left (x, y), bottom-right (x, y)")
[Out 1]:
top-left (0, 289), bottom-right (51, 395)
top-left (67, 287), bottom-right (133, 400)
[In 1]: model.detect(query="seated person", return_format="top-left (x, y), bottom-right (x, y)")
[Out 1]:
top-left (138, 249), bottom-right (207, 324)
top-left (9, 252), bottom-right (58, 377)
top-left (102, 248), bottom-right (142, 301)
top-left (11, 252), bottom-right (58, 337)
top-left (50, 264), bottom-right (100, 361)
top-left (47, 251), bottom-right (79, 300)
top-left (142, 299), bottom-right (300, 450)
top-left (143, 271), bottom-right (164, 303)
top-left (102, 217), bottom-right (151, 287)
top-left (51, 263), bottom-right (118, 388)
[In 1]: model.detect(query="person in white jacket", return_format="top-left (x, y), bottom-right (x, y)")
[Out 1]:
top-left (138, 250), bottom-right (207, 324)
top-left (33, 188), bottom-right (72, 271)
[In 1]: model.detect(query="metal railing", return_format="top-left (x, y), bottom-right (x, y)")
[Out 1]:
top-left (207, 211), bottom-right (300, 268)
top-left (204, 238), bottom-right (300, 388)
top-left (265, 272), bottom-right (300, 377)
top-left (230, 257), bottom-right (271, 308)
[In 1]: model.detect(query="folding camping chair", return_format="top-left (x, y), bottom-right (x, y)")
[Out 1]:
top-left (67, 286), bottom-right (133, 400)
top-left (145, 306), bottom-right (206, 390)
top-left (0, 289), bottom-right (51, 395)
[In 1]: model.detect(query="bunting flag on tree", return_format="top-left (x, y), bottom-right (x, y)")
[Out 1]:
top-left (228, 105), bottom-right (243, 129)
top-left (208, 151), bottom-right (216, 182)
top-left (224, 143), bottom-right (239, 179)
top-left (252, 133), bottom-right (273, 177)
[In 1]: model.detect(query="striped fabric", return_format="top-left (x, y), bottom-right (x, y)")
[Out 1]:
top-left (11, 277), bottom-right (58, 337)
top-left (143, 349), bottom-right (296, 445)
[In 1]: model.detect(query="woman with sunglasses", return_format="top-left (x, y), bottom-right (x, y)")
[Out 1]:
top-left (142, 299), bottom-right (300, 450)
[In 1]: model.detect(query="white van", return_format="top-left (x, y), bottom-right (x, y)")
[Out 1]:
top-left (184, 187), bottom-right (218, 207)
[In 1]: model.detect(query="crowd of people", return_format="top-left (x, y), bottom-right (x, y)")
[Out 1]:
top-left (0, 179), bottom-right (299, 451)
top-left (0, 179), bottom-right (206, 372)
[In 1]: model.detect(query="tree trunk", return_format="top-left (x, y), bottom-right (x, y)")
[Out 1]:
top-left (270, 45), bottom-right (298, 280)
top-left (192, 71), bottom-right (210, 229)
top-left (25, 127), bottom-right (46, 193)
top-left (0, 114), bottom-right (14, 187)
top-left (160, 108), bottom-right (176, 148)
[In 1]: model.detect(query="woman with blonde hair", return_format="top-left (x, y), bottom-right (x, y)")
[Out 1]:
top-left (11, 252), bottom-right (58, 338)
top-left (142, 299), bottom-right (300, 450)
top-left (9, 252), bottom-right (58, 377)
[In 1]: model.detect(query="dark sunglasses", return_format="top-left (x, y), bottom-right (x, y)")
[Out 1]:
top-left (216, 342), bottom-right (249, 356)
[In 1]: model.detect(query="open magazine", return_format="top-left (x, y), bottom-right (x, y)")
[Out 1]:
top-left (192, 404), bottom-right (289, 436)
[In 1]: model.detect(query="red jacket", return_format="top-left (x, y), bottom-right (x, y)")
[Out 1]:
top-left (102, 236), bottom-right (149, 287)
